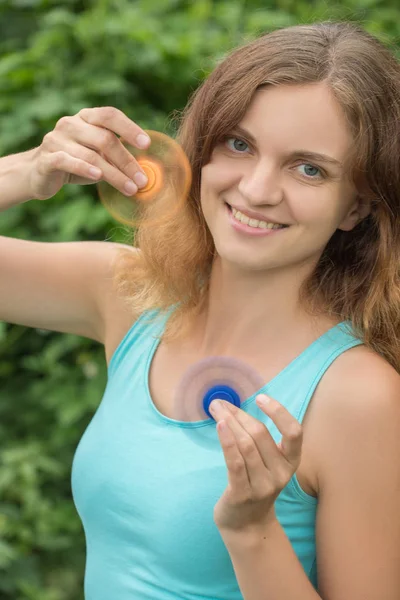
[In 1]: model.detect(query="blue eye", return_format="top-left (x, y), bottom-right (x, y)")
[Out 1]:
top-left (297, 164), bottom-right (323, 179)
top-left (225, 137), bottom-right (249, 153)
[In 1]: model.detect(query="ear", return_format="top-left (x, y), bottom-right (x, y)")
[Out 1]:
top-left (338, 195), bottom-right (372, 232)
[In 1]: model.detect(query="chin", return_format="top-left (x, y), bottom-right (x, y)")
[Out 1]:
top-left (214, 242), bottom-right (278, 272)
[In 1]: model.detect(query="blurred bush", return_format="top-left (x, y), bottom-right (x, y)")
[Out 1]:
top-left (0, 1), bottom-right (399, 598)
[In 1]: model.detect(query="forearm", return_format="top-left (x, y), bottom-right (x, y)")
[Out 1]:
top-left (221, 518), bottom-right (322, 600)
top-left (0, 148), bottom-right (38, 211)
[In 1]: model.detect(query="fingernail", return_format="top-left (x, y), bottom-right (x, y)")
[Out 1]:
top-left (89, 167), bottom-right (102, 179)
top-left (136, 133), bottom-right (150, 149)
top-left (134, 171), bottom-right (148, 188)
top-left (209, 400), bottom-right (222, 415)
top-left (256, 394), bottom-right (270, 406)
top-left (124, 180), bottom-right (137, 195)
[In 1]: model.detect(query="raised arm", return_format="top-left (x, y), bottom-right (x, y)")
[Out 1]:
top-left (0, 107), bottom-right (148, 341)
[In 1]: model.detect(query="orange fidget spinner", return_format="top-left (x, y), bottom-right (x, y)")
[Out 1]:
top-left (97, 130), bottom-right (192, 227)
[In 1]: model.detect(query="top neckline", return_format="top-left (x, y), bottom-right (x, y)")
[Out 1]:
top-left (143, 316), bottom-right (354, 428)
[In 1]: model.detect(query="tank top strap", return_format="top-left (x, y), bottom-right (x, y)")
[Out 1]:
top-left (108, 308), bottom-right (170, 378)
top-left (264, 320), bottom-right (364, 425)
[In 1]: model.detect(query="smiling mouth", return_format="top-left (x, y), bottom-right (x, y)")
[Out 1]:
top-left (225, 202), bottom-right (290, 230)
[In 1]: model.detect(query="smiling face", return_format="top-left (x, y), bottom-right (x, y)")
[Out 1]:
top-left (200, 82), bottom-right (367, 273)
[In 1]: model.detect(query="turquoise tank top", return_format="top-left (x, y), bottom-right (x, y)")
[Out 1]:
top-left (71, 309), bottom-right (363, 599)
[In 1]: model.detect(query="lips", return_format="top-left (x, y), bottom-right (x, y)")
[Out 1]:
top-left (225, 202), bottom-right (289, 227)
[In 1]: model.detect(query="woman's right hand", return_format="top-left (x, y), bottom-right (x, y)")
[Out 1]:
top-left (29, 106), bottom-right (151, 200)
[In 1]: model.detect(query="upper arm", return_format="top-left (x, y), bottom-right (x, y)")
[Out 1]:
top-left (0, 237), bottom-right (136, 343)
top-left (313, 355), bottom-right (400, 599)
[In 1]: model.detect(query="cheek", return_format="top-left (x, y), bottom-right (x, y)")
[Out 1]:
top-left (290, 189), bottom-right (340, 228)
top-left (201, 161), bottom-right (234, 194)
top-left (200, 166), bottom-right (222, 214)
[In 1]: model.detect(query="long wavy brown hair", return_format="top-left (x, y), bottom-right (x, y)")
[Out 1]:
top-left (113, 21), bottom-right (400, 373)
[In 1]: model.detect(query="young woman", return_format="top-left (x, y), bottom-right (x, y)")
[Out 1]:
top-left (1, 20), bottom-right (399, 600)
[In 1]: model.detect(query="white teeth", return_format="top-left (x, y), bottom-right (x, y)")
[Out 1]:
top-left (231, 208), bottom-right (284, 229)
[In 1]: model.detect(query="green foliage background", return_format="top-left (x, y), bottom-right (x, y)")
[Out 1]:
top-left (0, 1), bottom-right (399, 598)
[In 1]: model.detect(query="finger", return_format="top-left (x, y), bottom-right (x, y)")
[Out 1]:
top-left (256, 395), bottom-right (303, 465)
top-left (63, 141), bottom-right (140, 197)
top-left (78, 106), bottom-right (151, 149)
top-left (217, 420), bottom-right (251, 496)
top-left (215, 407), bottom-right (277, 496)
top-left (56, 118), bottom-right (148, 192)
top-left (211, 400), bottom-right (280, 471)
top-left (41, 149), bottom-right (103, 183)
top-left (211, 400), bottom-right (298, 491)
top-left (73, 119), bottom-right (149, 189)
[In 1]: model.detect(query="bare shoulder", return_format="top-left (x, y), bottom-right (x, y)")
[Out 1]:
top-left (99, 243), bottom-right (141, 366)
top-left (306, 344), bottom-right (400, 494)
top-left (307, 346), bottom-right (400, 599)
top-left (316, 343), bottom-right (400, 403)
top-left (315, 343), bottom-right (400, 435)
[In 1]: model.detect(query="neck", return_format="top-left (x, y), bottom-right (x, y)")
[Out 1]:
top-left (191, 256), bottom-right (335, 356)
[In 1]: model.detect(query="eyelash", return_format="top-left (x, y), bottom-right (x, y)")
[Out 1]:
top-left (222, 136), bottom-right (326, 181)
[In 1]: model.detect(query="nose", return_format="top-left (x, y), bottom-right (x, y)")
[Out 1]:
top-left (237, 161), bottom-right (283, 206)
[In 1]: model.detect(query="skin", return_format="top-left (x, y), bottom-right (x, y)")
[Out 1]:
top-left (197, 81), bottom-right (371, 356)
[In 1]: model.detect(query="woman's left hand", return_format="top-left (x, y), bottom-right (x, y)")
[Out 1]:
top-left (209, 394), bottom-right (303, 534)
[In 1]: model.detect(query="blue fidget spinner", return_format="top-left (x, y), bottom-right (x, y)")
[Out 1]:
top-left (203, 385), bottom-right (241, 419)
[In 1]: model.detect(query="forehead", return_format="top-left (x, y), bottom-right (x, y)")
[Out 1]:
top-left (240, 83), bottom-right (354, 159)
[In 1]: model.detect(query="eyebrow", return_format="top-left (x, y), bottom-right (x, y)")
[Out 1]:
top-left (230, 125), bottom-right (344, 169)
